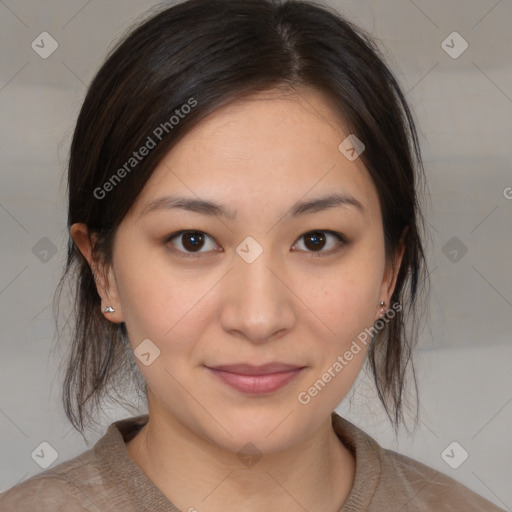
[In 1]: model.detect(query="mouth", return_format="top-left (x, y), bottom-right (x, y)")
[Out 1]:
top-left (204, 363), bottom-right (306, 395)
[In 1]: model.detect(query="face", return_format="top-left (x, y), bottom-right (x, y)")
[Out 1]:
top-left (73, 86), bottom-right (402, 454)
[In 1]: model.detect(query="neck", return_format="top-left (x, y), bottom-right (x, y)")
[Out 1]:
top-left (126, 410), bottom-right (355, 512)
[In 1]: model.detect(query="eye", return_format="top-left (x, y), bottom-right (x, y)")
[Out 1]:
top-left (292, 230), bottom-right (346, 256)
top-left (165, 230), bottom-right (219, 257)
top-left (164, 229), bottom-right (346, 258)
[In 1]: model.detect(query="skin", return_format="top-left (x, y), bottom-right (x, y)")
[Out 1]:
top-left (71, 86), bottom-right (404, 512)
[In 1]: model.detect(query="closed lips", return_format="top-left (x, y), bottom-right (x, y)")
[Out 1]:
top-left (205, 363), bottom-right (305, 375)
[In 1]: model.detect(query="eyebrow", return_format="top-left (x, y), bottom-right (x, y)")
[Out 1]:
top-left (140, 192), bottom-right (365, 220)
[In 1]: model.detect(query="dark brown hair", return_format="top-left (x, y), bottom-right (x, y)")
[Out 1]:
top-left (54, 0), bottom-right (430, 435)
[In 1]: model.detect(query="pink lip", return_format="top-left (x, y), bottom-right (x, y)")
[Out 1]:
top-left (205, 363), bottom-right (305, 394)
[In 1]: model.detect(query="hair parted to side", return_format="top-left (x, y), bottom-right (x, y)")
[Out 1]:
top-left (53, 0), bottom-right (430, 435)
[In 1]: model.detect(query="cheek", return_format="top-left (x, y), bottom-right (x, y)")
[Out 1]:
top-left (307, 262), bottom-right (383, 341)
top-left (115, 251), bottom-right (224, 368)
top-left (114, 255), bottom-right (182, 346)
top-left (297, 270), bottom-right (380, 410)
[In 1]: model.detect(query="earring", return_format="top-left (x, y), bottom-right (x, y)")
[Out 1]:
top-left (378, 300), bottom-right (386, 318)
top-left (104, 306), bottom-right (115, 313)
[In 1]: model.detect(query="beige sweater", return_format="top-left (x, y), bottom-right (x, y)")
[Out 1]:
top-left (0, 412), bottom-right (506, 511)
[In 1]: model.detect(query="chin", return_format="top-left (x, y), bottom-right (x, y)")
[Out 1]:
top-left (198, 404), bottom-right (313, 455)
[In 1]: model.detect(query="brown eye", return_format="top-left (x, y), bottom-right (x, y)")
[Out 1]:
top-left (293, 230), bottom-right (346, 256)
top-left (303, 231), bottom-right (327, 251)
top-left (181, 232), bottom-right (205, 252)
top-left (166, 231), bottom-right (217, 254)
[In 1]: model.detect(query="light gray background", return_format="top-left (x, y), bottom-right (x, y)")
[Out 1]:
top-left (0, 0), bottom-right (511, 509)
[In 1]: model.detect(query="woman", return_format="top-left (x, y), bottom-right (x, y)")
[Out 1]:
top-left (0, 0), bottom-right (505, 510)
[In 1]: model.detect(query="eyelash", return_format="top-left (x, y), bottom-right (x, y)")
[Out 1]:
top-left (163, 230), bottom-right (347, 259)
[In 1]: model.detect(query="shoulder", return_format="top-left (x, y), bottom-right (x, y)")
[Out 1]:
top-left (0, 415), bottom-right (148, 512)
top-left (331, 413), bottom-right (505, 511)
top-left (376, 447), bottom-right (505, 511)
top-left (0, 449), bottom-right (104, 512)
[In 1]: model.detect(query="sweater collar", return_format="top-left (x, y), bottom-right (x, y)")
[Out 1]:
top-left (93, 412), bottom-right (381, 511)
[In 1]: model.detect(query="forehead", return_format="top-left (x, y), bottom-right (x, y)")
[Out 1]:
top-left (129, 87), bottom-right (381, 225)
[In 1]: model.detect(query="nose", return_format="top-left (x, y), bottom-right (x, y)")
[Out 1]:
top-left (218, 243), bottom-right (296, 343)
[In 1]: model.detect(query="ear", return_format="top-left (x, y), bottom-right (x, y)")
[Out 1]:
top-left (376, 227), bottom-right (407, 320)
top-left (69, 223), bottom-right (124, 324)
